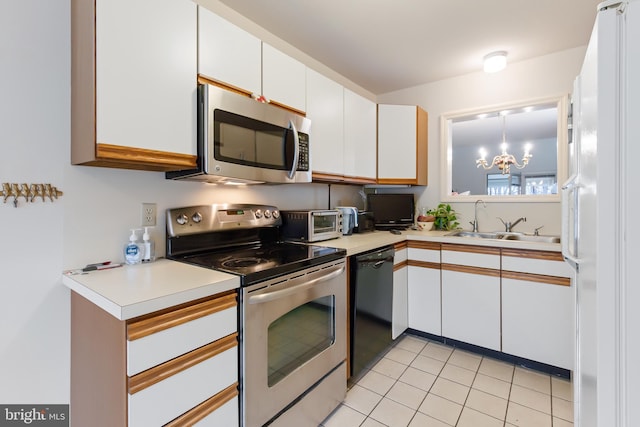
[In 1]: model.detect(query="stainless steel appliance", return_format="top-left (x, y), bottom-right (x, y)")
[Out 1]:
top-left (280, 209), bottom-right (342, 242)
top-left (166, 83), bottom-right (312, 184)
top-left (349, 246), bottom-right (395, 381)
top-left (166, 204), bottom-right (347, 427)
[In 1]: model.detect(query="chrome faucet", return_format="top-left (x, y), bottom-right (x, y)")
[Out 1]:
top-left (470, 199), bottom-right (486, 232)
top-left (498, 216), bottom-right (526, 232)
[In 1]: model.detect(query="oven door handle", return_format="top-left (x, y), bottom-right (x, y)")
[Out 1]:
top-left (248, 265), bottom-right (345, 304)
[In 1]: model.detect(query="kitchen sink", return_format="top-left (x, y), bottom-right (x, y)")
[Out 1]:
top-left (446, 230), bottom-right (561, 243)
top-left (500, 234), bottom-right (561, 243)
top-left (446, 230), bottom-right (503, 239)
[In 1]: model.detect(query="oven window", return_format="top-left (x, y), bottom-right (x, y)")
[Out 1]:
top-left (267, 295), bottom-right (335, 387)
top-left (313, 214), bottom-right (338, 234)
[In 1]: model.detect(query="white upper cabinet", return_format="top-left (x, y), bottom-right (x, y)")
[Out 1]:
top-left (197, 6), bottom-right (261, 95)
top-left (72, 0), bottom-right (198, 171)
top-left (306, 68), bottom-right (344, 176)
top-left (344, 89), bottom-right (377, 181)
top-left (262, 43), bottom-right (306, 113)
top-left (377, 104), bottom-right (428, 185)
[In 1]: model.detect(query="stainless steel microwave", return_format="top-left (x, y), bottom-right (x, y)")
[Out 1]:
top-left (280, 210), bottom-right (343, 242)
top-left (167, 83), bottom-right (311, 184)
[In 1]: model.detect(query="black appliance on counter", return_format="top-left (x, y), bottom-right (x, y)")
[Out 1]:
top-left (349, 245), bottom-right (395, 382)
top-left (367, 193), bottom-right (415, 230)
top-left (353, 211), bottom-right (375, 233)
top-left (166, 204), bottom-right (347, 427)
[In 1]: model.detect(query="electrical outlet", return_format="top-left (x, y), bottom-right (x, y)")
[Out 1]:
top-left (141, 203), bottom-right (157, 227)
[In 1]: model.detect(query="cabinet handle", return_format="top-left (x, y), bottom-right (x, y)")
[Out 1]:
top-left (128, 333), bottom-right (237, 395)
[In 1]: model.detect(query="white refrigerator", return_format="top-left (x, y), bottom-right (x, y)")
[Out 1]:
top-left (562, 1), bottom-right (640, 425)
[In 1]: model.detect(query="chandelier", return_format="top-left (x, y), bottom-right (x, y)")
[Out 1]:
top-left (476, 115), bottom-right (532, 174)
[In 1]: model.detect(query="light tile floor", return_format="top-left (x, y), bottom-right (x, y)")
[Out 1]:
top-left (322, 334), bottom-right (573, 427)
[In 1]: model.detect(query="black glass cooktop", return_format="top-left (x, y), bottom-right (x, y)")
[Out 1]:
top-left (176, 242), bottom-right (345, 285)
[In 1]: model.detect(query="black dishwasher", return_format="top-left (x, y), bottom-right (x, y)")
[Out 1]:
top-left (349, 245), bottom-right (395, 381)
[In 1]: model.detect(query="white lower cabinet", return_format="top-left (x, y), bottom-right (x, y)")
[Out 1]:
top-left (501, 249), bottom-right (575, 370)
top-left (70, 290), bottom-right (240, 427)
top-left (407, 241), bottom-right (442, 335)
top-left (441, 244), bottom-right (501, 351)
top-left (392, 242), bottom-right (408, 339)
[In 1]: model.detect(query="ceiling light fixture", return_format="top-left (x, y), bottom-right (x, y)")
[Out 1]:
top-left (476, 114), bottom-right (532, 174)
top-left (483, 51), bottom-right (508, 73)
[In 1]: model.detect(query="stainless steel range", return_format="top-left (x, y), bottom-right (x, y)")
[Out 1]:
top-left (166, 204), bottom-right (347, 427)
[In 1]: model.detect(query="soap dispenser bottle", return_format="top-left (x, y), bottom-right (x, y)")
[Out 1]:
top-left (142, 226), bottom-right (155, 263)
top-left (124, 229), bottom-right (144, 265)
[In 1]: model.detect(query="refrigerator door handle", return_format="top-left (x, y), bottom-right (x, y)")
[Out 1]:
top-left (561, 175), bottom-right (580, 267)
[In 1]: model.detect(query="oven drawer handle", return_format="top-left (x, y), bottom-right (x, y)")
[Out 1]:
top-left (248, 265), bottom-right (345, 304)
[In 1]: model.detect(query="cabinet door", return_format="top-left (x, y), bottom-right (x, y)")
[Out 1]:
top-left (441, 244), bottom-right (501, 351)
top-left (344, 89), bottom-right (377, 181)
top-left (306, 68), bottom-right (344, 176)
top-left (262, 43), bottom-right (306, 113)
top-left (441, 270), bottom-right (501, 351)
top-left (197, 6), bottom-right (261, 95)
top-left (95, 0), bottom-right (197, 156)
top-left (377, 104), bottom-right (428, 185)
top-left (502, 274), bottom-right (574, 369)
top-left (392, 266), bottom-right (408, 339)
top-left (408, 266), bottom-right (441, 335)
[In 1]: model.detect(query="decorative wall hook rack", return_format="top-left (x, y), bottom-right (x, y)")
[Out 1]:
top-left (1, 183), bottom-right (64, 207)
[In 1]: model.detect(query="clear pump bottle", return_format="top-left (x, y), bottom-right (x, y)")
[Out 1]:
top-left (124, 229), bottom-right (144, 265)
top-left (142, 227), bottom-right (155, 263)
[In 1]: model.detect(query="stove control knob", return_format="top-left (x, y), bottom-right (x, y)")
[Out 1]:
top-left (264, 210), bottom-right (272, 219)
top-left (255, 209), bottom-right (263, 219)
top-left (192, 212), bottom-right (203, 223)
top-left (272, 210), bottom-right (280, 219)
top-left (176, 214), bottom-right (188, 225)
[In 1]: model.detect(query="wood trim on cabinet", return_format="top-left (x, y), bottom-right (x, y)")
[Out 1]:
top-left (501, 248), bottom-right (564, 261)
top-left (441, 263), bottom-right (501, 278)
top-left (376, 178), bottom-right (419, 185)
top-left (408, 240), bottom-right (441, 251)
top-left (128, 333), bottom-right (238, 395)
top-left (502, 270), bottom-right (571, 286)
top-left (164, 383), bottom-right (238, 427)
top-left (197, 75), bottom-right (253, 97)
top-left (311, 172), bottom-right (378, 185)
top-left (394, 260), bottom-right (409, 271)
top-left (127, 292), bottom-right (237, 341)
top-left (408, 260), bottom-right (441, 270)
top-left (415, 106), bottom-right (428, 186)
top-left (394, 241), bottom-right (408, 250)
top-left (71, 292), bottom-right (128, 427)
top-left (90, 143), bottom-right (198, 171)
top-left (441, 243), bottom-right (501, 256)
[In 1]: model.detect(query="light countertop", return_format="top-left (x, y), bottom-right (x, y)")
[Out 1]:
top-left (313, 227), bottom-right (562, 255)
top-left (62, 258), bottom-right (239, 321)
top-left (63, 229), bottom-right (561, 321)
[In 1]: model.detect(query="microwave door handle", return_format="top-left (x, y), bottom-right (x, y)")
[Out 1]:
top-left (247, 264), bottom-right (345, 304)
top-left (287, 120), bottom-right (300, 179)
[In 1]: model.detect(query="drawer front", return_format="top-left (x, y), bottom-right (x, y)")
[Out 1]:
top-left (502, 251), bottom-right (573, 278)
top-left (408, 247), bottom-right (440, 263)
top-left (127, 293), bottom-right (237, 376)
top-left (128, 341), bottom-right (238, 426)
top-left (394, 247), bottom-right (408, 265)
top-left (165, 384), bottom-right (239, 427)
top-left (194, 395), bottom-right (238, 426)
top-left (441, 245), bottom-right (500, 270)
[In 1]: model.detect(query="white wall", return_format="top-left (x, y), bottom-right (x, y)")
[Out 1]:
top-left (377, 47), bottom-right (586, 235)
top-left (1, 0), bottom-right (361, 404)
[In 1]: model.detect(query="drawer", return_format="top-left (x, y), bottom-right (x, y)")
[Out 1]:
top-left (502, 248), bottom-right (573, 278)
top-left (128, 335), bottom-right (238, 426)
top-left (441, 244), bottom-right (500, 270)
top-left (127, 292), bottom-right (237, 376)
top-left (165, 384), bottom-right (239, 427)
top-left (394, 247), bottom-right (407, 265)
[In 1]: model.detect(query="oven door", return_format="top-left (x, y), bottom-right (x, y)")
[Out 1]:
top-left (241, 259), bottom-right (346, 427)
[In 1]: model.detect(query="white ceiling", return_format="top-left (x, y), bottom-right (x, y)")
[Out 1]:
top-left (217, 0), bottom-right (601, 95)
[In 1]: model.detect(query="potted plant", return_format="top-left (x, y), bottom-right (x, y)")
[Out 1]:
top-left (427, 203), bottom-right (460, 231)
